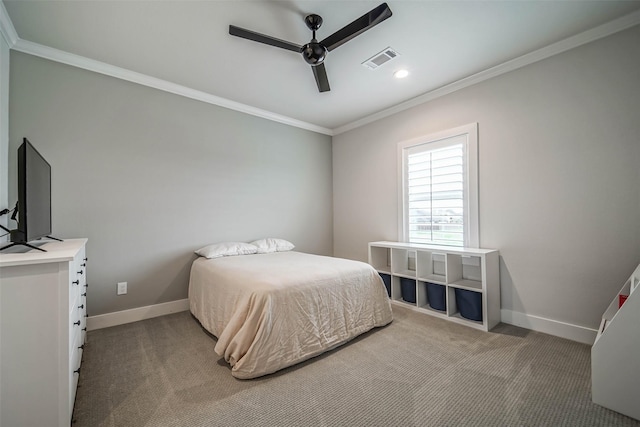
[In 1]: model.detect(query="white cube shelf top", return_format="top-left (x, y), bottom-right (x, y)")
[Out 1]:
top-left (369, 241), bottom-right (497, 256)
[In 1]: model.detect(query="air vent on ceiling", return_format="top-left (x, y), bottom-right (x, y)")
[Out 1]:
top-left (362, 47), bottom-right (399, 70)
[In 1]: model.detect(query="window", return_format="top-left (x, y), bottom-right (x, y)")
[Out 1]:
top-left (398, 123), bottom-right (478, 248)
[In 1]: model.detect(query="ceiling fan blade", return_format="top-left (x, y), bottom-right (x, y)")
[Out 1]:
top-left (312, 63), bottom-right (330, 92)
top-left (320, 3), bottom-right (392, 52)
top-left (229, 25), bottom-right (301, 52)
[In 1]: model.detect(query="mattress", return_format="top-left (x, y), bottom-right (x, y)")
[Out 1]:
top-left (188, 251), bottom-right (393, 379)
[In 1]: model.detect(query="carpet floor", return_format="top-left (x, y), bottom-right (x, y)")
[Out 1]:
top-left (72, 304), bottom-right (639, 427)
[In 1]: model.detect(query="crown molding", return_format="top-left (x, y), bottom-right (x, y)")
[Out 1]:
top-left (0, 1), bottom-right (18, 47)
top-left (10, 39), bottom-right (333, 136)
top-left (333, 9), bottom-right (640, 135)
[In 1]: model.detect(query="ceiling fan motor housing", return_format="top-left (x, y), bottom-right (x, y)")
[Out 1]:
top-left (301, 41), bottom-right (328, 65)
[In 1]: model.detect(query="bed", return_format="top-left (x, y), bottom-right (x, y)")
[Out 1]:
top-left (188, 249), bottom-right (393, 379)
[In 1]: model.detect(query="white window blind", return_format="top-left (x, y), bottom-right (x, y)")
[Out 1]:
top-left (398, 124), bottom-right (478, 248)
top-left (407, 140), bottom-right (464, 246)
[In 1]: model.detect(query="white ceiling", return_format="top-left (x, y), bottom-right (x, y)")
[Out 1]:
top-left (3, 1), bottom-right (640, 134)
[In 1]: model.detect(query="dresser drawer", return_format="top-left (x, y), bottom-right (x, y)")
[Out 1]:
top-left (69, 302), bottom-right (83, 354)
top-left (68, 280), bottom-right (78, 313)
top-left (79, 302), bottom-right (87, 345)
top-left (69, 339), bottom-right (83, 415)
top-left (70, 329), bottom-right (83, 370)
top-left (68, 268), bottom-right (82, 313)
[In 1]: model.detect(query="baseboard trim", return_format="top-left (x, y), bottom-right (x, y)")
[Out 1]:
top-left (87, 299), bottom-right (190, 331)
top-left (501, 309), bottom-right (597, 345)
top-left (86, 299), bottom-right (597, 344)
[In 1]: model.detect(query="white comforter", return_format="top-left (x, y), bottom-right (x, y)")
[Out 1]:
top-left (188, 251), bottom-right (393, 379)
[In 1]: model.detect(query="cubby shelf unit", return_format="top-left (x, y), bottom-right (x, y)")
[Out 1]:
top-left (368, 241), bottom-right (500, 332)
top-left (591, 263), bottom-right (640, 421)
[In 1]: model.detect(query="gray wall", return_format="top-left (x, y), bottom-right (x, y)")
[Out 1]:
top-left (0, 35), bottom-right (8, 238)
top-left (8, 51), bottom-right (333, 316)
top-left (0, 31), bottom-right (9, 424)
top-left (333, 25), bottom-right (640, 331)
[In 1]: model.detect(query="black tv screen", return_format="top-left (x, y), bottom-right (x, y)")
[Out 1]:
top-left (14, 138), bottom-right (52, 243)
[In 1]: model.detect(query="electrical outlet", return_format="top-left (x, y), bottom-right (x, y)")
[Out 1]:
top-left (117, 282), bottom-right (127, 295)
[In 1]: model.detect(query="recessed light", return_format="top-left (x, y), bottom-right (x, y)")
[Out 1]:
top-left (394, 69), bottom-right (409, 79)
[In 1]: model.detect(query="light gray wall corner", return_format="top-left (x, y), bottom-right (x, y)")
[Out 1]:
top-left (8, 51), bottom-right (332, 316)
top-left (0, 35), bottom-right (8, 239)
top-left (333, 25), bottom-right (640, 334)
top-left (0, 31), bottom-right (9, 427)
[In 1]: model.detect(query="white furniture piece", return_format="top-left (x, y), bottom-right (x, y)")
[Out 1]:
top-left (368, 241), bottom-right (500, 331)
top-left (591, 263), bottom-right (640, 421)
top-left (0, 238), bottom-right (88, 427)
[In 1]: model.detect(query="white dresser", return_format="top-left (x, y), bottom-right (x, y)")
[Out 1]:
top-left (0, 238), bottom-right (88, 427)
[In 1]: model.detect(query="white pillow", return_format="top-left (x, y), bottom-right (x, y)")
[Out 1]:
top-left (250, 238), bottom-right (295, 254)
top-left (195, 242), bottom-right (258, 259)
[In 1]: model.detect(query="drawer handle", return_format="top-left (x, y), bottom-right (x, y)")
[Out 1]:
top-left (81, 263), bottom-right (86, 267)
top-left (72, 280), bottom-right (80, 285)
top-left (82, 327), bottom-right (87, 331)
top-left (74, 368), bottom-right (81, 375)
top-left (85, 283), bottom-right (89, 288)
top-left (83, 257), bottom-right (88, 262)
top-left (77, 270), bottom-right (83, 275)
top-left (73, 321), bottom-right (81, 326)
top-left (81, 292), bottom-right (87, 297)
top-left (78, 344), bottom-right (85, 350)
top-left (78, 304), bottom-right (84, 309)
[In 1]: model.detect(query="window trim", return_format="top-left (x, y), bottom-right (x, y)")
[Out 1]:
top-left (397, 123), bottom-right (479, 248)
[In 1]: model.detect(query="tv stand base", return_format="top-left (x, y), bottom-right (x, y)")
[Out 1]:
top-left (0, 241), bottom-right (47, 252)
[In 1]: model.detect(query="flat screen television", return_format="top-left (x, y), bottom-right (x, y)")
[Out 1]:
top-left (0, 138), bottom-right (54, 252)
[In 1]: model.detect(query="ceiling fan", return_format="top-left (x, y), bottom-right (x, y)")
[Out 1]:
top-left (229, 3), bottom-right (393, 93)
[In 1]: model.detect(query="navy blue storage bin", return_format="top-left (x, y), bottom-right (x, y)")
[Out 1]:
top-left (379, 273), bottom-right (391, 297)
top-left (426, 283), bottom-right (446, 311)
top-left (455, 288), bottom-right (483, 321)
top-left (400, 278), bottom-right (416, 303)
